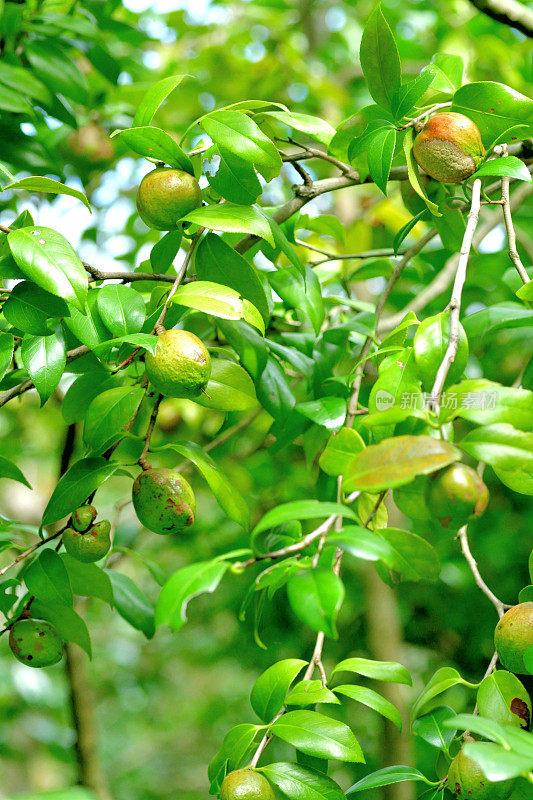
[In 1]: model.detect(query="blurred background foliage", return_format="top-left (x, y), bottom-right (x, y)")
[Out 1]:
top-left (0, 0), bottom-right (532, 798)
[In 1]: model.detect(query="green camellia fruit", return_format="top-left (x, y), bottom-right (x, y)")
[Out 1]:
top-left (413, 311), bottom-right (469, 390)
top-left (425, 463), bottom-right (489, 529)
top-left (494, 602), bottom-right (533, 674)
top-left (145, 328), bottom-right (211, 399)
top-left (446, 747), bottom-right (515, 800)
top-left (477, 670), bottom-right (531, 730)
top-left (60, 123), bottom-right (115, 170)
top-left (136, 167), bottom-right (202, 230)
top-left (63, 520), bottom-right (111, 563)
top-left (9, 618), bottom-right (63, 668)
top-left (220, 769), bottom-right (276, 800)
top-left (71, 504), bottom-right (98, 532)
top-left (413, 112), bottom-right (484, 184)
top-left (132, 468), bottom-right (196, 535)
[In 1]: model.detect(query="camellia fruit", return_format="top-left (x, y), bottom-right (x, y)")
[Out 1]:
top-left (494, 602), bottom-right (533, 674)
top-left (145, 328), bottom-right (211, 399)
top-left (60, 123), bottom-right (115, 170)
top-left (425, 463), bottom-right (489, 528)
top-left (413, 112), bottom-right (484, 184)
top-left (136, 167), bottom-right (202, 230)
top-left (447, 747), bottom-right (515, 800)
top-left (63, 520), bottom-right (111, 563)
top-left (9, 618), bottom-right (63, 668)
top-left (71, 504), bottom-right (98, 532)
top-left (132, 468), bottom-right (196, 535)
top-left (220, 769), bottom-right (275, 800)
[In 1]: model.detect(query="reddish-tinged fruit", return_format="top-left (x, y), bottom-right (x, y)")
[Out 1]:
top-left (9, 619), bottom-right (63, 668)
top-left (63, 520), bottom-right (111, 563)
top-left (426, 463), bottom-right (489, 528)
top-left (132, 468), bottom-right (195, 535)
top-left (413, 112), bottom-right (484, 184)
top-left (447, 747), bottom-right (515, 799)
top-left (495, 602), bottom-right (533, 674)
top-left (71, 504), bottom-right (97, 532)
top-left (136, 167), bottom-right (202, 230)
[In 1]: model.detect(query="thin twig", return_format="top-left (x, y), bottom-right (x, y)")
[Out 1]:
top-left (457, 526), bottom-right (508, 617)
top-left (154, 229), bottom-right (203, 332)
top-left (398, 102), bottom-right (452, 130)
top-left (138, 393), bottom-right (163, 470)
top-left (500, 147), bottom-right (529, 284)
top-left (0, 529), bottom-right (62, 578)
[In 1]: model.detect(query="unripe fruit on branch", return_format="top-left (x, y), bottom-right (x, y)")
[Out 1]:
top-left (494, 602), bottom-right (533, 675)
top-left (132, 468), bottom-right (195, 535)
top-left (425, 463), bottom-right (489, 529)
top-left (9, 619), bottom-right (63, 668)
top-left (136, 167), bottom-right (202, 230)
top-left (60, 123), bottom-right (115, 170)
top-left (220, 769), bottom-right (275, 800)
top-left (447, 747), bottom-right (515, 799)
top-left (71, 504), bottom-right (98, 532)
top-left (413, 112), bottom-right (484, 184)
top-left (63, 520), bottom-right (111, 563)
top-left (145, 329), bottom-right (211, 399)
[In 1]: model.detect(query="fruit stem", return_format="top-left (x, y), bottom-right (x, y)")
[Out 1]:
top-left (154, 228), bottom-right (203, 330)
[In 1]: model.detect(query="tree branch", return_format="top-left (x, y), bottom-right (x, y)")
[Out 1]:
top-left (457, 526), bottom-right (509, 617)
top-left (468, 0), bottom-right (533, 37)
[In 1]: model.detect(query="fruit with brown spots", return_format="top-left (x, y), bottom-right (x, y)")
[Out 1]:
top-left (220, 769), bottom-right (275, 800)
top-left (145, 329), bottom-right (211, 399)
top-left (71, 504), bottom-right (98, 532)
top-left (425, 463), bottom-right (489, 529)
top-left (413, 112), bottom-right (484, 184)
top-left (494, 602), bottom-right (533, 674)
top-left (132, 468), bottom-right (195, 535)
top-left (9, 618), bottom-right (63, 668)
top-left (136, 167), bottom-right (202, 230)
top-left (446, 747), bottom-right (515, 799)
top-left (63, 520), bottom-right (111, 563)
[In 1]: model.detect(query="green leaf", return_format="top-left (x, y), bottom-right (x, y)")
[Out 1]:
top-left (375, 527), bottom-right (440, 582)
top-left (259, 762), bottom-right (346, 800)
top-left (0, 456), bottom-right (31, 488)
top-left (201, 110), bottom-right (282, 182)
top-left (150, 230), bottom-right (182, 272)
top-left (209, 147), bottom-right (262, 205)
top-left (460, 424), bottom-right (533, 476)
top-left (287, 569), bottom-right (345, 639)
top-left (0, 62), bottom-right (52, 104)
top-left (3, 281), bottom-right (70, 335)
top-left (63, 290), bottom-right (109, 350)
top-left (412, 668), bottom-right (478, 718)
top-left (0, 333), bottom-right (14, 383)
top-left (463, 741), bottom-right (533, 782)
top-left (26, 40), bottom-right (88, 104)
top-left (333, 658), bottom-right (412, 685)
top-left (392, 71), bottom-right (435, 121)
top-left (343, 435), bottom-right (460, 493)
top-left (411, 706), bottom-right (457, 750)
top-left (472, 156), bottom-right (531, 182)
top-left (347, 766), bottom-right (432, 794)
top-left (286, 680), bottom-right (340, 707)
top-left (21, 330), bottom-right (66, 406)
top-left (258, 111), bottom-right (336, 146)
top-left (328, 526), bottom-right (394, 566)
top-left (452, 82), bottom-right (533, 146)
top-left (108, 572), bottom-right (155, 639)
top-left (8, 227), bottom-right (88, 311)
top-left (319, 428), bottom-right (365, 476)
top-left (134, 74), bottom-right (188, 127)
top-left (517, 280), bottom-right (533, 302)
top-left (42, 457), bottom-right (120, 526)
top-left (359, 5), bottom-right (401, 111)
top-left (413, 311), bottom-right (469, 390)
top-left (60, 555), bottom-right (113, 606)
top-left (196, 233), bottom-right (269, 321)
top-left (441, 380), bottom-right (533, 431)
top-left (271, 710), bottom-right (364, 762)
top-left (96, 284), bottom-right (146, 337)
top-left (32, 600), bottom-right (92, 658)
top-left (0, 83), bottom-right (33, 113)
top-left (250, 658), bottom-right (307, 722)
top-left (83, 386), bottom-right (145, 453)
top-left (183, 204), bottom-right (275, 246)
top-left (155, 560), bottom-right (228, 631)
top-left (367, 128), bottom-right (397, 194)
top-left (208, 724), bottom-right (261, 790)
top-left (252, 501), bottom-right (357, 537)
top-left (268, 266), bottom-right (324, 335)
top-left (171, 280), bottom-right (264, 333)
top-left (427, 53), bottom-right (463, 92)
top-left (296, 398), bottom-right (347, 431)
top-left (477, 670), bottom-right (532, 731)
top-left (62, 374), bottom-right (118, 425)
top-left (193, 359), bottom-right (258, 412)
top-left (113, 126), bottom-right (194, 174)
top-left (334, 685), bottom-right (402, 729)
top-left (2, 177), bottom-right (91, 212)
top-left (25, 549), bottom-right (73, 606)
top-left (446, 713), bottom-right (533, 754)
top-left (402, 128), bottom-right (440, 217)
top-left (159, 441), bottom-right (249, 527)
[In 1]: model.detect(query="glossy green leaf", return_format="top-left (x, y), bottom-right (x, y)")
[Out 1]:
top-left (452, 82), bottom-right (533, 145)
top-left (84, 386), bottom-right (145, 453)
top-left (259, 762), bottom-right (346, 800)
top-left (412, 668), bottom-right (478, 718)
top-left (359, 5), bottom-right (401, 111)
top-left (463, 741), bottom-right (533, 781)
top-left (183, 204), bottom-right (275, 246)
top-left (4, 281), bottom-right (69, 335)
top-left (193, 359), bottom-right (258, 411)
top-left (328, 526), bottom-right (394, 566)
top-left (32, 600), bottom-right (91, 658)
top-left (42, 457), bottom-right (120, 526)
top-left (367, 127), bottom-right (397, 194)
top-left (250, 658), bottom-right (307, 722)
top-left (113, 126), bottom-right (194, 174)
top-left (347, 766), bottom-right (432, 794)
top-left (477, 670), bottom-right (532, 731)
top-left (201, 110), bottom-right (282, 181)
top-left (155, 560), bottom-right (228, 631)
top-left (286, 680), bottom-right (340, 707)
top-left (253, 501), bottom-right (356, 536)
top-left (25, 549), bottom-right (73, 607)
top-left (441, 380), bottom-right (533, 431)
top-left (2, 177), bottom-right (91, 211)
top-left (333, 658), bottom-right (411, 685)
top-left (412, 706), bottom-right (457, 750)
top-left (21, 330), bottom-right (66, 406)
top-left (287, 569), bottom-right (345, 639)
top-left (296, 397), bottom-right (346, 432)
top-left (259, 111), bottom-right (336, 146)
top-left (0, 333), bottom-right (14, 383)
top-left (60, 555), bottom-right (113, 606)
top-left (319, 428), bottom-right (365, 476)
top-left (96, 284), bottom-right (146, 337)
top-left (376, 527), bottom-right (440, 582)
top-left (133, 74), bottom-right (188, 127)
top-left (271, 710), bottom-right (364, 762)
top-left (0, 456), bottom-right (31, 489)
top-left (108, 571), bottom-right (155, 639)
top-left (268, 266), bottom-right (324, 335)
top-left (472, 155), bottom-right (531, 182)
top-left (334, 685), bottom-right (402, 729)
top-left (209, 147), bottom-right (262, 205)
top-left (172, 280), bottom-right (264, 333)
